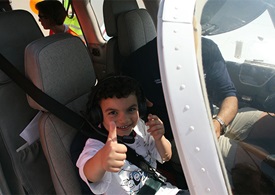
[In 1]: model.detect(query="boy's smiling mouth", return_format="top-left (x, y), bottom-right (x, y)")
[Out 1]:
top-left (117, 124), bottom-right (132, 129)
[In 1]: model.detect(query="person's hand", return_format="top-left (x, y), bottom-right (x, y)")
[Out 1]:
top-left (101, 121), bottom-right (127, 172)
top-left (212, 119), bottom-right (221, 139)
top-left (146, 114), bottom-right (165, 141)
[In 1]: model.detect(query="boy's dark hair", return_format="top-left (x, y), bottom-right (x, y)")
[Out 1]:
top-left (86, 76), bottom-right (146, 124)
top-left (36, 1), bottom-right (67, 25)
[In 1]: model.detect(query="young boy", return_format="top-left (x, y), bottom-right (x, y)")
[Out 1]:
top-left (76, 76), bottom-right (183, 194)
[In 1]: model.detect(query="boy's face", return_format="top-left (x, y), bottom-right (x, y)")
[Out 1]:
top-left (100, 94), bottom-right (139, 137)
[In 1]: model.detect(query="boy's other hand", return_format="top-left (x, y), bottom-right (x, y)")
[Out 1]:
top-left (101, 121), bottom-right (127, 172)
top-left (146, 114), bottom-right (165, 140)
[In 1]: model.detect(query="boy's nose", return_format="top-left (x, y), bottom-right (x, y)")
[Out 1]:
top-left (118, 112), bottom-right (129, 123)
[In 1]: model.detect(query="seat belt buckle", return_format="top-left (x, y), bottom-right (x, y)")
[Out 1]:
top-left (152, 168), bottom-right (167, 184)
top-left (139, 159), bottom-right (167, 184)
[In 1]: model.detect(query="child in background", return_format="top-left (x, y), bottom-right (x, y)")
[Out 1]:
top-left (35, 1), bottom-right (77, 36)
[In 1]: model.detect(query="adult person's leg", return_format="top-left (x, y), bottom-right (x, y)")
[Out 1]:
top-left (219, 135), bottom-right (275, 193)
top-left (225, 107), bottom-right (275, 153)
top-left (241, 113), bottom-right (275, 153)
top-left (224, 107), bottom-right (264, 140)
top-left (220, 108), bottom-right (275, 193)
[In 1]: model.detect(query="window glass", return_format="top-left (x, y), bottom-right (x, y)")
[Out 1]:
top-left (201, 0), bottom-right (275, 193)
top-left (11, 0), bottom-right (84, 39)
top-left (10, 0), bottom-right (47, 35)
top-left (89, 0), bottom-right (108, 40)
top-left (207, 11), bottom-right (275, 66)
top-left (89, 0), bottom-right (104, 33)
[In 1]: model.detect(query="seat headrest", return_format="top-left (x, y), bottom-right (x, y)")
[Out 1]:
top-left (0, 10), bottom-right (43, 83)
top-left (117, 9), bottom-right (156, 56)
top-left (103, 0), bottom-right (139, 37)
top-left (25, 34), bottom-right (96, 111)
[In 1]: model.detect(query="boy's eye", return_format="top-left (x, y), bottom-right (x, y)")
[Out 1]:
top-left (108, 111), bottom-right (117, 116)
top-left (128, 107), bottom-right (137, 113)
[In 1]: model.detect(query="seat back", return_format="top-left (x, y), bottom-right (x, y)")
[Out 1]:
top-left (102, 0), bottom-right (156, 76)
top-left (103, 0), bottom-right (139, 76)
top-left (0, 162), bottom-right (10, 194)
top-left (117, 8), bottom-right (156, 57)
top-left (25, 33), bottom-right (97, 194)
top-left (0, 0), bottom-right (12, 12)
top-left (0, 10), bottom-right (55, 194)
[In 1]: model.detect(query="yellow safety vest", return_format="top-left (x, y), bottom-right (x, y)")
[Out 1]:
top-left (63, 0), bottom-right (83, 39)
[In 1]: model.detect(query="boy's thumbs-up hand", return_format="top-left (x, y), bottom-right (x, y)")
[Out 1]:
top-left (107, 121), bottom-right (118, 143)
top-left (101, 121), bottom-right (127, 172)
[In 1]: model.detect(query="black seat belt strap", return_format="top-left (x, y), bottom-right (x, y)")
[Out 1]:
top-left (126, 145), bottom-right (167, 184)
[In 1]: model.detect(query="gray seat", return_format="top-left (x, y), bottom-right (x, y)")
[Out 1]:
top-left (0, 162), bottom-right (10, 194)
top-left (103, 0), bottom-right (139, 76)
top-left (25, 33), bottom-right (97, 194)
top-left (117, 8), bottom-right (156, 56)
top-left (103, 0), bottom-right (156, 76)
top-left (0, 10), bottom-right (55, 194)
